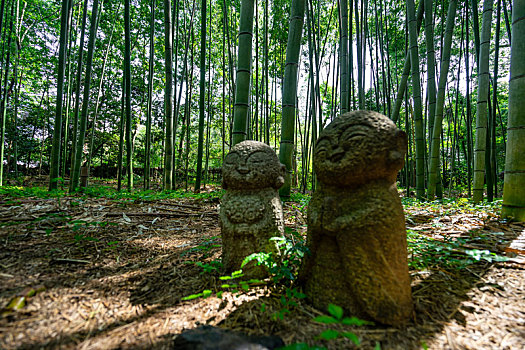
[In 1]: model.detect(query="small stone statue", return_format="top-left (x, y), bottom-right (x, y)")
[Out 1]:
top-left (220, 141), bottom-right (285, 279)
top-left (298, 110), bottom-right (413, 325)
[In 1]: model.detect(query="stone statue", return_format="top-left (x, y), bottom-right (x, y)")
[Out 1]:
top-left (220, 140), bottom-right (285, 279)
top-left (298, 110), bottom-right (413, 325)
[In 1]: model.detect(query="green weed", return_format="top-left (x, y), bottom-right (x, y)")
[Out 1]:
top-left (407, 229), bottom-right (507, 269)
top-left (242, 228), bottom-right (309, 285)
top-left (272, 287), bottom-right (307, 321)
top-left (180, 269), bottom-right (263, 301)
top-left (313, 304), bottom-right (373, 346)
top-left (194, 260), bottom-right (223, 274)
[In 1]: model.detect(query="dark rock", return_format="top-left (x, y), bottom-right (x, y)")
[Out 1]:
top-left (172, 325), bottom-right (285, 350)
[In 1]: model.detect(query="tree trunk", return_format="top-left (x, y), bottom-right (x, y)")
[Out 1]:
top-left (406, 0), bottom-right (425, 199)
top-left (473, 0), bottom-right (493, 202)
top-left (424, 0), bottom-right (437, 156)
top-left (144, 0), bottom-right (155, 190)
top-left (70, 0), bottom-right (102, 192)
top-left (69, 0), bottom-right (89, 176)
top-left (163, 0), bottom-right (174, 190)
top-left (170, 0), bottom-right (178, 187)
top-left (278, 0), bottom-right (306, 199)
top-left (88, 9), bottom-right (117, 172)
top-left (465, 0), bottom-right (473, 197)
top-left (0, 0), bottom-right (15, 184)
top-left (125, 0), bottom-right (133, 191)
top-left (339, 0), bottom-right (349, 113)
top-left (391, 1), bottom-right (423, 124)
top-left (195, 0), bottom-right (206, 191)
top-left (502, 0), bottom-right (525, 220)
top-left (231, 0), bottom-right (255, 146)
top-left (48, 0), bottom-right (70, 190)
top-left (427, 0), bottom-right (457, 198)
top-left (117, 75), bottom-right (125, 191)
top-left (488, 0), bottom-right (502, 201)
top-left (470, 0), bottom-right (481, 68)
top-left (173, 0), bottom-right (196, 187)
top-left (62, 3), bottom-right (76, 180)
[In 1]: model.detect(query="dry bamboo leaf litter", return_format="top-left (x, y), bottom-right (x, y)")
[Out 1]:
top-left (0, 195), bottom-right (524, 349)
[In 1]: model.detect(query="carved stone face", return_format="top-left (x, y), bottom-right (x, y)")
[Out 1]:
top-left (314, 111), bottom-right (407, 187)
top-left (222, 140), bottom-right (285, 190)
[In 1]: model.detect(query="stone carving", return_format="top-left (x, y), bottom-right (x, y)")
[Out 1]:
top-left (298, 110), bottom-right (413, 325)
top-left (220, 140), bottom-right (285, 279)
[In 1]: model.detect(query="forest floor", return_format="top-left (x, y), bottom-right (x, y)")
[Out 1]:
top-left (0, 179), bottom-right (524, 349)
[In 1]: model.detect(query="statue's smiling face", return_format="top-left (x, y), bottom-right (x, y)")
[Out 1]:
top-left (224, 151), bottom-right (269, 185)
top-left (314, 123), bottom-right (375, 186)
top-left (316, 123), bottom-right (373, 164)
top-left (222, 141), bottom-right (285, 190)
top-left (314, 111), bottom-right (407, 187)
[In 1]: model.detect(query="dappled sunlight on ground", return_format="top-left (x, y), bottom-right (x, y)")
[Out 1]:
top-left (0, 188), bottom-right (524, 349)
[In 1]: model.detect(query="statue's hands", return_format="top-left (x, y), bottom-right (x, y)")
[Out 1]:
top-left (324, 216), bottom-right (348, 232)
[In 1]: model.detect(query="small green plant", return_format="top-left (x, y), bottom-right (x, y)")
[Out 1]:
top-left (218, 270), bottom-right (262, 295)
top-left (242, 229), bottom-right (309, 285)
top-left (181, 289), bottom-right (214, 301)
top-left (74, 234), bottom-right (100, 243)
top-left (272, 287), bottom-right (307, 321)
top-left (105, 240), bottom-right (120, 250)
top-left (194, 260), bottom-right (223, 274)
top-left (313, 304), bottom-right (374, 346)
top-left (180, 269), bottom-right (263, 301)
top-left (279, 305), bottom-right (375, 350)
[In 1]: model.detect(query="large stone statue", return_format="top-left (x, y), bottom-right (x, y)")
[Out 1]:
top-left (298, 110), bottom-right (413, 325)
top-left (220, 141), bottom-right (285, 279)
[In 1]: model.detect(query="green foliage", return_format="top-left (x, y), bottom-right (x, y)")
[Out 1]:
top-left (181, 289), bottom-right (214, 301)
top-left (180, 269), bottom-right (263, 301)
top-left (0, 186), bottom-right (66, 199)
top-left (0, 184), bottom-right (224, 204)
top-left (282, 304), bottom-right (374, 349)
top-left (407, 229), bottom-right (508, 270)
top-left (288, 192), bottom-right (310, 209)
top-left (314, 304), bottom-right (373, 327)
top-left (80, 185), bottom-right (224, 201)
top-left (73, 233), bottom-right (99, 243)
top-left (194, 260), bottom-right (223, 274)
top-left (313, 304), bottom-right (374, 346)
top-left (242, 228), bottom-right (309, 285)
top-left (272, 287), bottom-right (307, 321)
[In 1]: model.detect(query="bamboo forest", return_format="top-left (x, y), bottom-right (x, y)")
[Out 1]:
top-left (0, 0), bottom-right (524, 348)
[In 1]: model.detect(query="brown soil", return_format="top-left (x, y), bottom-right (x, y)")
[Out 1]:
top-left (0, 188), bottom-right (524, 349)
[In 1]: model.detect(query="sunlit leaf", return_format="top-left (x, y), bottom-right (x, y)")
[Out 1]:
top-left (318, 329), bottom-right (339, 340)
top-left (327, 304), bottom-right (343, 320)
